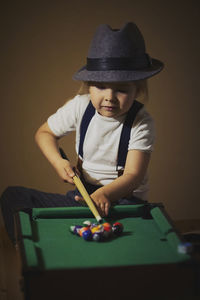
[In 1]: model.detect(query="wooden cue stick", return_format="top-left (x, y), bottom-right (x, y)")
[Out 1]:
top-left (73, 173), bottom-right (103, 223)
top-left (59, 147), bottom-right (103, 223)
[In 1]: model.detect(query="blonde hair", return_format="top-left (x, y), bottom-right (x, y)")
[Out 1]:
top-left (77, 82), bottom-right (90, 95)
top-left (134, 80), bottom-right (149, 103)
top-left (77, 80), bottom-right (148, 103)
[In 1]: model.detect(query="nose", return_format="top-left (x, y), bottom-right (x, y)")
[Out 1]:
top-left (104, 88), bottom-right (116, 101)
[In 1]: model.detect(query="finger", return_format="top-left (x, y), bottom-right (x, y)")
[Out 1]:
top-left (99, 203), bottom-right (106, 217)
top-left (99, 202), bottom-right (110, 217)
top-left (74, 195), bottom-right (86, 206)
top-left (105, 202), bottom-right (110, 216)
top-left (74, 195), bottom-right (84, 202)
top-left (73, 167), bottom-right (81, 177)
top-left (63, 167), bottom-right (75, 183)
top-left (64, 166), bottom-right (75, 178)
top-left (64, 178), bottom-right (74, 184)
top-left (63, 174), bottom-right (74, 184)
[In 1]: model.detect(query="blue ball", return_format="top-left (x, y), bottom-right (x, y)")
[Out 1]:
top-left (82, 229), bottom-right (92, 241)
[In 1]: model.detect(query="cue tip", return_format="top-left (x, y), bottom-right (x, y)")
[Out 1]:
top-left (97, 217), bottom-right (103, 224)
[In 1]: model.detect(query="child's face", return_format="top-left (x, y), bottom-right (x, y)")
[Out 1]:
top-left (89, 82), bottom-right (138, 118)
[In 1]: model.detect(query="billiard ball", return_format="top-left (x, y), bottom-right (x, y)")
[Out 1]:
top-left (90, 223), bottom-right (98, 229)
top-left (82, 229), bottom-right (92, 241)
top-left (102, 225), bottom-right (112, 238)
top-left (93, 232), bottom-right (102, 242)
top-left (83, 220), bottom-right (91, 227)
top-left (96, 224), bottom-right (104, 232)
top-left (112, 222), bottom-right (123, 235)
top-left (79, 226), bottom-right (90, 237)
top-left (70, 225), bottom-right (75, 233)
top-left (91, 226), bottom-right (101, 234)
top-left (70, 225), bottom-right (82, 235)
top-left (177, 242), bottom-right (193, 254)
top-left (102, 230), bottom-right (111, 239)
top-left (102, 222), bottom-right (112, 231)
top-left (113, 222), bottom-right (124, 229)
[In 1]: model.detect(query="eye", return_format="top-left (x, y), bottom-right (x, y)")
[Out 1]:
top-left (117, 89), bottom-right (129, 94)
top-left (116, 85), bottom-right (131, 94)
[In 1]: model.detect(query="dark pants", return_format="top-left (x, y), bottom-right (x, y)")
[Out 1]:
top-left (0, 184), bottom-right (146, 244)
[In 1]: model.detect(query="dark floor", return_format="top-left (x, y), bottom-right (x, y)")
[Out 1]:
top-left (0, 224), bottom-right (23, 300)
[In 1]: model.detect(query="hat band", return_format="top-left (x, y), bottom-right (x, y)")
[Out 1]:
top-left (86, 54), bottom-right (151, 71)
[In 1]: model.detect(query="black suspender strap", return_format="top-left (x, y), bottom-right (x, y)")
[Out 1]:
top-left (78, 100), bottom-right (143, 168)
top-left (78, 101), bottom-right (95, 159)
top-left (117, 100), bottom-right (143, 168)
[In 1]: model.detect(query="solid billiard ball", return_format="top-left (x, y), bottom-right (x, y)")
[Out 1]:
top-left (102, 222), bottom-right (112, 231)
top-left (82, 229), bottom-right (92, 241)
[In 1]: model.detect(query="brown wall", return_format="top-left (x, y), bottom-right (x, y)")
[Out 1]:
top-left (0, 0), bottom-right (199, 220)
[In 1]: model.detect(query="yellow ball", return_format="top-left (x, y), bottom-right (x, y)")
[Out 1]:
top-left (91, 226), bottom-right (100, 234)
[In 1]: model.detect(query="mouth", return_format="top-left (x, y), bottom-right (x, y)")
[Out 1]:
top-left (102, 106), bottom-right (117, 111)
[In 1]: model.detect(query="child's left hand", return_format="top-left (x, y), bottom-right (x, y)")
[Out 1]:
top-left (75, 187), bottom-right (111, 217)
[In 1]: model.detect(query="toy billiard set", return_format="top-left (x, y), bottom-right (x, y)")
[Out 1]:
top-left (14, 174), bottom-right (200, 299)
top-left (15, 204), bottom-right (200, 300)
top-left (70, 220), bottom-right (124, 241)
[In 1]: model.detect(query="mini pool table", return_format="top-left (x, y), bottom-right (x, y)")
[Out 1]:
top-left (15, 204), bottom-right (199, 300)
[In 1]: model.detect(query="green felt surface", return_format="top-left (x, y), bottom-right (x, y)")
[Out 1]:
top-left (19, 205), bottom-right (190, 270)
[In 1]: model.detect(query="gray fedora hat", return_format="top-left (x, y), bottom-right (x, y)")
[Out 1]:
top-left (73, 22), bottom-right (164, 82)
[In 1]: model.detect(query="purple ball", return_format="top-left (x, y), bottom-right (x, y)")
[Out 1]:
top-left (74, 225), bottom-right (82, 235)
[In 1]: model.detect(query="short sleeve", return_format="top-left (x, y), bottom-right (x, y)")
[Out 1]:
top-left (128, 108), bottom-right (156, 152)
top-left (47, 94), bottom-right (90, 137)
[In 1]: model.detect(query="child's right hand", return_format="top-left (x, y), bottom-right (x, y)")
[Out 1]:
top-left (54, 158), bottom-right (77, 184)
top-left (35, 122), bottom-right (80, 184)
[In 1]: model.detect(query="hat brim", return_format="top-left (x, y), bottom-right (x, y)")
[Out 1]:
top-left (73, 58), bottom-right (164, 82)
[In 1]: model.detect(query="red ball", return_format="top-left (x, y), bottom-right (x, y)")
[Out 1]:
top-left (103, 222), bottom-right (112, 231)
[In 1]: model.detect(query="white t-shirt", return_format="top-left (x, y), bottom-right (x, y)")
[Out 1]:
top-left (47, 94), bottom-right (155, 200)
